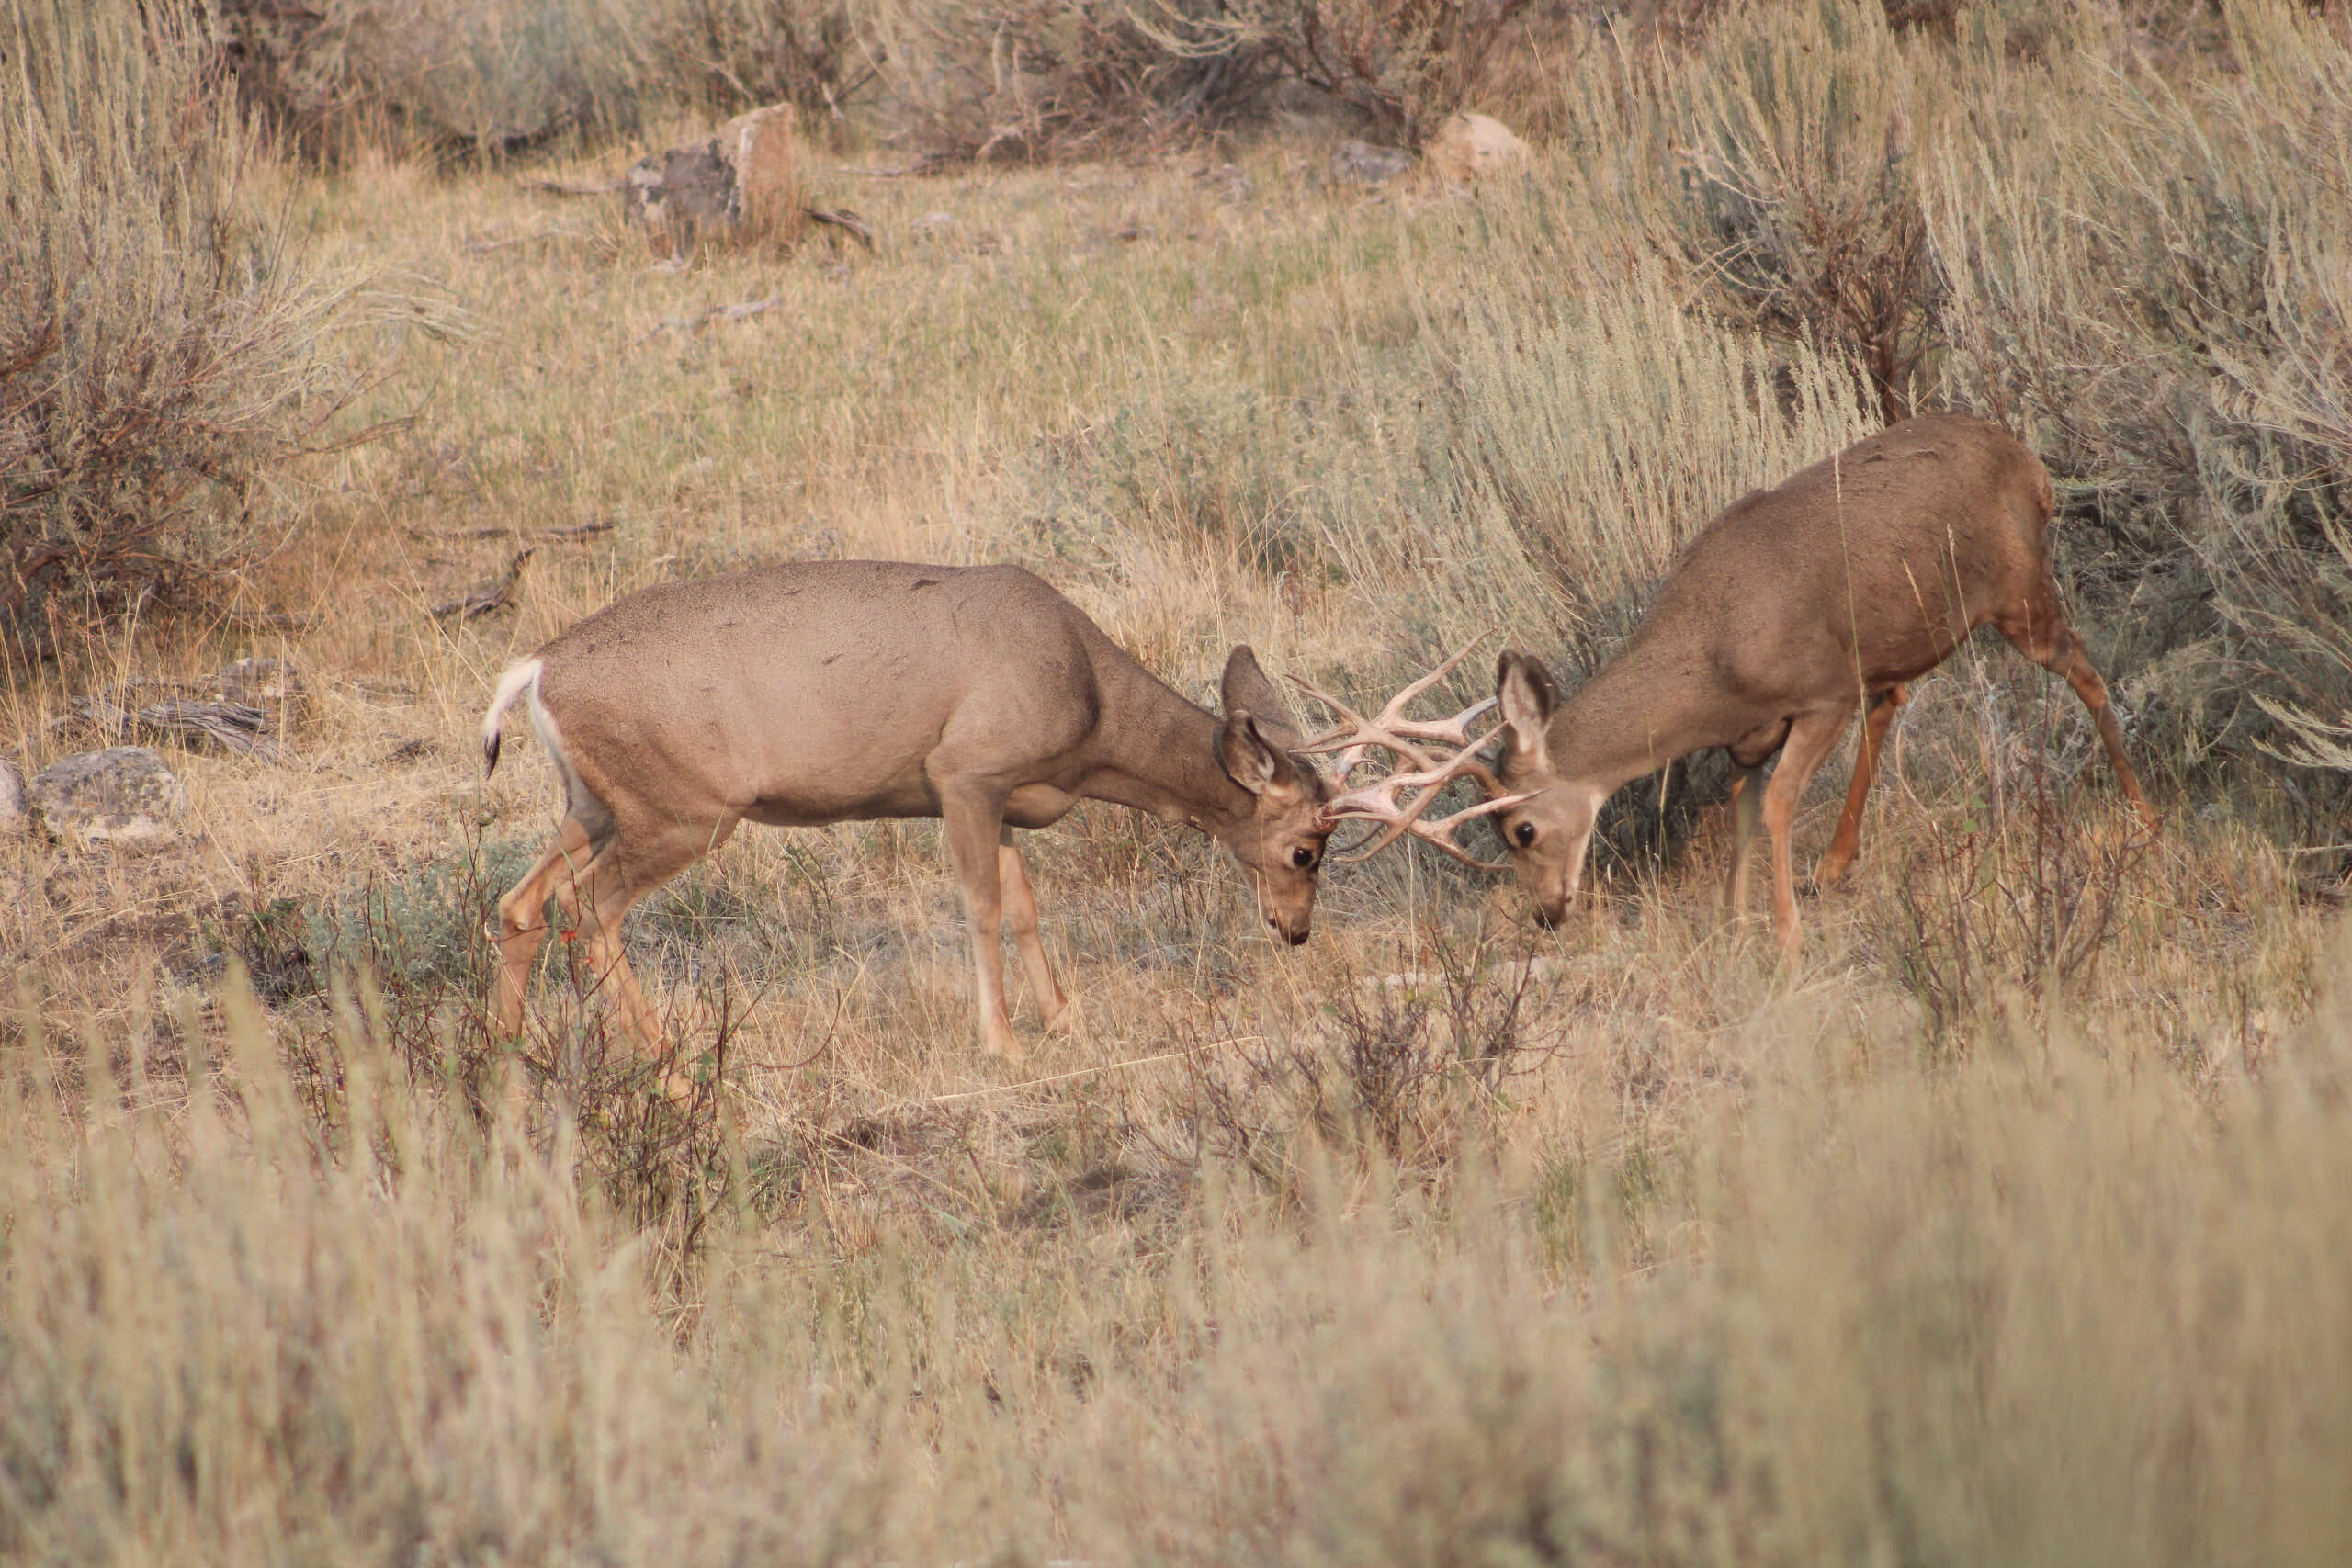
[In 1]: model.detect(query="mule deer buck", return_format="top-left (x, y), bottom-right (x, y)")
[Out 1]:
top-left (1328, 415), bottom-right (2161, 957)
top-left (480, 560), bottom-right (1489, 1096)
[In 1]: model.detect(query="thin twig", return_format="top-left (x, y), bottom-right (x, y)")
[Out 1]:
top-left (868, 1035), bottom-right (1268, 1114)
top-left (466, 227), bottom-right (594, 255)
top-left (404, 519), bottom-right (616, 544)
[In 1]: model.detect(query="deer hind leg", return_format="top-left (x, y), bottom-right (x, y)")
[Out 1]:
top-left (1815, 683), bottom-right (1911, 888)
top-left (941, 788), bottom-right (1021, 1060)
top-left (1996, 590), bottom-right (2160, 832)
top-left (1724, 761), bottom-right (1768, 923)
top-left (1761, 705), bottom-right (1859, 963)
top-left (998, 829), bottom-right (1074, 1032)
top-left (492, 816), bottom-right (603, 1038)
top-left (571, 820), bottom-right (733, 1101)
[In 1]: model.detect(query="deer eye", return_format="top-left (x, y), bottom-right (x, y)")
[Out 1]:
top-left (1290, 845), bottom-right (1317, 869)
top-left (1513, 821), bottom-right (1537, 848)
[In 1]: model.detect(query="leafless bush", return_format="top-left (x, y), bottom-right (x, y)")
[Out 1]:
top-left (655, 0), bottom-right (864, 131)
top-left (1630, 0), bottom-right (1943, 423)
top-left (285, 832), bottom-right (745, 1279)
top-left (861, 0), bottom-right (1541, 164)
top-left (1928, 1), bottom-right (2352, 784)
top-left (211, 0), bottom-right (661, 161)
top-left (1216, 0), bottom-right (1537, 145)
top-left (1879, 708), bottom-right (2154, 1046)
top-left (1180, 926), bottom-right (1564, 1182)
top-left (2, 0), bottom-right (378, 651)
top-left (860, 0), bottom-right (1265, 163)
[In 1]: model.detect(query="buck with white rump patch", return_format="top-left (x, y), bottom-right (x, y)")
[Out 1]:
top-left (480, 560), bottom-right (1491, 1097)
top-left (1318, 415), bottom-right (2161, 956)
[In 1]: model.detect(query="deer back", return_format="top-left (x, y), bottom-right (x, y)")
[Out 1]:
top-left (1638, 414), bottom-right (2056, 722)
top-left (533, 561), bottom-right (1110, 826)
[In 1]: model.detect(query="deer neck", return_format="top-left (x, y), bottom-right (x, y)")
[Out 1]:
top-left (1080, 652), bottom-right (1254, 835)
top-left (1546, 638), bottom-right (1732, 794)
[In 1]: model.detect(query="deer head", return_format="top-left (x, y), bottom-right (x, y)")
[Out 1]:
top-left (1213, 646), bottom-right (1333, 945)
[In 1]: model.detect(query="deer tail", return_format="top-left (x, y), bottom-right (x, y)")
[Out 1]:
top-left (481, 659), bottom-right (543, 777)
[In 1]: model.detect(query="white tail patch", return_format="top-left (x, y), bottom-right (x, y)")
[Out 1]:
top-left (481, 659), bottom-right (544, 775)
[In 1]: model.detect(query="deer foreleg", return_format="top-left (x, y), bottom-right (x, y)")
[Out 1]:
top-left (1760, 707), bottom-right (1855, 963)
top-left (943, 791), bottom-right (1021, 1060)
top-left (1724, 761), bottom-right (1767, 922)
top-left (999, 830), bottom-right (1074, 1031)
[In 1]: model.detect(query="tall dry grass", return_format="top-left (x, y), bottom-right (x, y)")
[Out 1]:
top-left (5, 935), bottom-right (2348, 1561)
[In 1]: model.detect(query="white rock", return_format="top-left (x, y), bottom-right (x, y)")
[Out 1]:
top-left (1424, 112), bottom-right (1532, 186)
top-left (28, 746), bottom-right (189, 847)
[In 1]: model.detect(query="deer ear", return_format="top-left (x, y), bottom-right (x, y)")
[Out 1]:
top-left (1220, 646), bottom-right (1306, 750)
top-left (1495, 650), bottom-right (1557, 759)
top-left (1217, 712), bottom-right (1309, 804)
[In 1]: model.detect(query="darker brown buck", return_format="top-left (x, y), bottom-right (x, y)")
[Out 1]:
top-left (1371, 415), bottom-right (2156, 955)
top-left (480, 560), bottom-right (1449, 1094)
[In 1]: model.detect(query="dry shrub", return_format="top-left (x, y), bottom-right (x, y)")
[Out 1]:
top-left (1181, 924), bottom-right (1566, 1183)
top-left (1877, 739), bottom-right (2154, 1045)
top-left (861, 0), bottom-right (1543, 164)
top-left (654, 0), bottom-right (863, 131)
top-left (1928, 0), bottom-right (2352, 789)
top-left (213, 0), bottom-right (661, 161)
top-left (1619, 0), bottom-right (1945, 423)
top-left (861, 0), bottom-right (1261, 163)
top-left (1216, 0), bottom-right (1539, 146)
top-left (213, 0), bottom-right (860, 164)
top-left (1, 0), bottom-right (373, 651)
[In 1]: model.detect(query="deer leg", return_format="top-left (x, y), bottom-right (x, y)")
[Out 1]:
top-left (941, 789), bottom-right (1021, 1060)
top-left (1724, 761), bottom-right (1767, 923)
top-left (1996, 592), bottom-right (2160, 833)
top-left (999, 829), bottom-right (1073, 1031)
top-left (492, 816), bottom-right (601, 1038)
top-left (1761, 706), bottom-right (1857, 963)
top-left (572, 821), bottom-right (732, 1102)
top-left (1815, 683), bottom-right (1910, 887)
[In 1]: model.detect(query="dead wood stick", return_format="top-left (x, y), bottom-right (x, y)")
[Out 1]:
top-left (403, 519), bottom-right (616, 544)
top-left (467, 227), bottom-right (593, 254)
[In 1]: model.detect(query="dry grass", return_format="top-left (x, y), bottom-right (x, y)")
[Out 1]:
top-left (6, 6), bottom-right (2352, 1560)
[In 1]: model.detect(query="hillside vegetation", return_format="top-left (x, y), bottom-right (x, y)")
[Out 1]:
top-left (4, 0), bottom-right (2350, 1561)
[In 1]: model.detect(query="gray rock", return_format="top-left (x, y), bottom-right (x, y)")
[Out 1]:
top-left (0, 756), bottom-right (23, 831)
top-left (28, 747), bottom-right (188, 847)
top-left (1330, 139), bottom-right (1414, 186)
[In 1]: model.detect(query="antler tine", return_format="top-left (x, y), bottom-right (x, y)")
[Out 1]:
top-left (1386, 694), bottom-right (1498, 751)
top-left (1321, 724), bottom-right (1532, 870)
top-left (1289, 635), bottom-right (1493, 777)
top-left (1363, 634), bottom-right (1489, 729)
top-left (1287, 673), bottom-right (1442, 775)
top-left (1400, 794), bottom-right (1535, 872)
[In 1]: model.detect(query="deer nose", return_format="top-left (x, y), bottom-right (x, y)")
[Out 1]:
top-left (1532, 904), bottom-right (1564, 931)
top-left (1286, 928), bottom-right (1309, 947)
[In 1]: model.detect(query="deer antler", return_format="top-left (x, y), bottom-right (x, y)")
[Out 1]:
top-left (1289, 636), bottom-right (1499, 779)
top-left (1320, 725), bottom-right (1532, 871)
